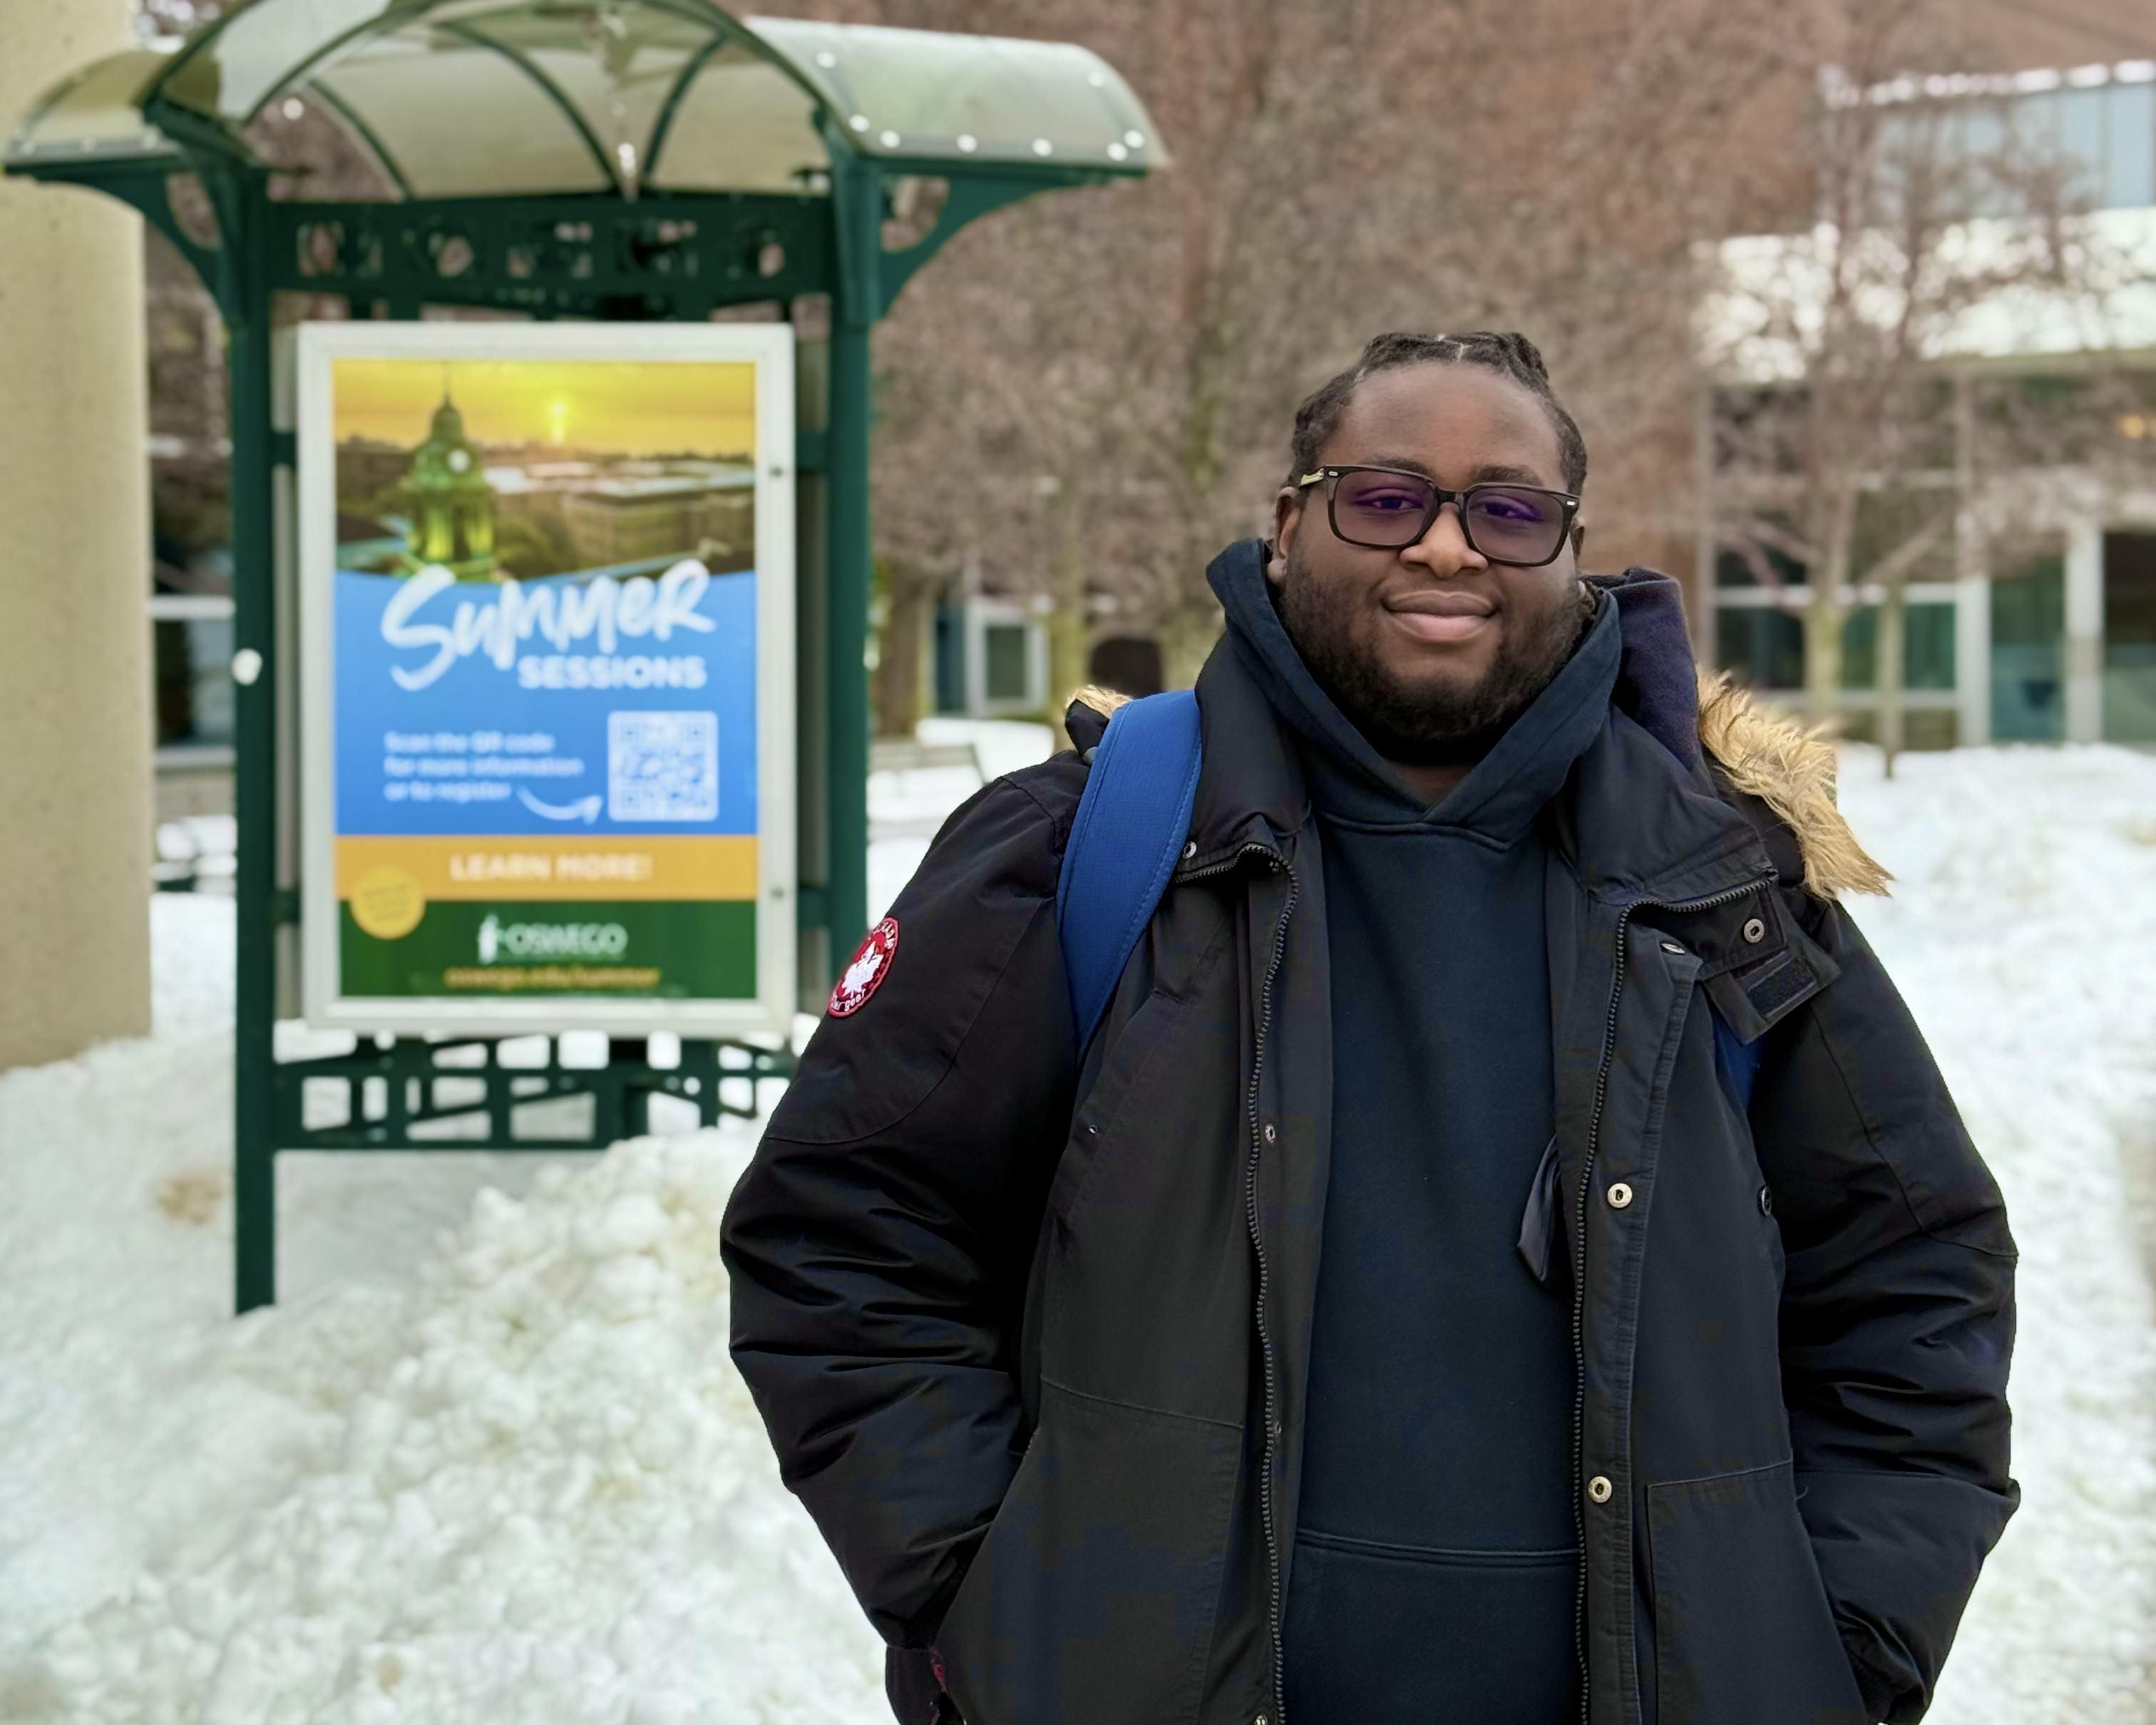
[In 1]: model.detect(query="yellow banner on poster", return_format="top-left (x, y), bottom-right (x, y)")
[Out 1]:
top-left (334, 834), bottom-right (758, 904)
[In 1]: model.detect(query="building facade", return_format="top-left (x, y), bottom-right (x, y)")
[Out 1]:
top-left (1703, 59), bottom-right (2156, 747)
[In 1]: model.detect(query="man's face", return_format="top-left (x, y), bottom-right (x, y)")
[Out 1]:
top-left (1269, 363), bottom-right (1588, 765)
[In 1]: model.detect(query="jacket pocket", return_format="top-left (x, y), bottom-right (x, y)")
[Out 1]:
top-left (1648, 1459), bottom-right (1869, 1725)
top-left (933, 1376), bottom-right (1240, 1725)
top-left (1283, 1532), bottom-right (1578, 1719)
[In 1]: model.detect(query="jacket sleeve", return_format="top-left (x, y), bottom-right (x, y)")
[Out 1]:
top-left (1750, 893), bottom-right (2018, 1724)
top-left (719, 773), bottom-right (1079, 1649)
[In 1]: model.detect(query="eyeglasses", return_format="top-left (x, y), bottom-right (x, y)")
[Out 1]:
top-left (1295, 466), bottom-right (1581, 568)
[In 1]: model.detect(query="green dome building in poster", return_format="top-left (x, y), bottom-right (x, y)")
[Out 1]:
top-left (406, 391), bottom-right (496, 580)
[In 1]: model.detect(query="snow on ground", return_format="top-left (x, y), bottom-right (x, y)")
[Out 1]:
top-left (0, 895), bottom-right (881, 1725)
top-left (1835, 744), bottom-right (2156, 1725)
top-left (0, 730), bottom-right (2150, 1723)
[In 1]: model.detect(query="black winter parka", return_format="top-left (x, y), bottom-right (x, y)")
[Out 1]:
top-left (721, 553), bottom-right (2017, 1725)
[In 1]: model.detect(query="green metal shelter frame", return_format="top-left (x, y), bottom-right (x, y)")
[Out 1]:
top-left (7, 1), bottom-right (1161, 1312)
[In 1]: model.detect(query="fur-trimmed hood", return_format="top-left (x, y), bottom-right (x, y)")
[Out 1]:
top-left (1067, 569), bottom-right (1888, 901)
top-left (1695, 670), bottom-right (1890, 899)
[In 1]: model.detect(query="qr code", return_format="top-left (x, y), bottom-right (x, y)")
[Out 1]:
top-left (608, 710), bottom-right (719, 822)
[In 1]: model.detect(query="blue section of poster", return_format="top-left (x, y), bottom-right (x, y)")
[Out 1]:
top-left (333, 561), bottom-right (758, 837)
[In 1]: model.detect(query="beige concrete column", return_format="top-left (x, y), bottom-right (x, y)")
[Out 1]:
top-left (0, 0), bottom-right (153, 1070)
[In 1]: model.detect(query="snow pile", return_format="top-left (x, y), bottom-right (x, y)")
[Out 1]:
top-left (0, 1128), bottom-right (882, 1725)
top-left (0, 896), bottom-right (609, 1677)
top-left (0, 896), bottom-right (250, 1654)
top-left (1837, 744), bottom-right (2156, 1724)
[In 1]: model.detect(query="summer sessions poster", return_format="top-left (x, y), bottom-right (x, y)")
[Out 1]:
top-left (297, 324), bottom-right (795, 1035)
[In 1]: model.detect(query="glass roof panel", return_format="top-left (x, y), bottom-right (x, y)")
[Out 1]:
top-left (439, 4), bottom-right (752, 195)
top-left (645, 40), bottom-right (832, 193)
top-left (744, 16), bottom-right (1163, 170)
top-left (309, 26), bottom-right (615, 197)
top-left (153, 0), bottom-right (835, 195)
top-left (42, 1), bottom-right (1159, 196)
top-left (157, 0), bottom-right (404, 123)
top-left (6, 48), bottom-right (178, 169)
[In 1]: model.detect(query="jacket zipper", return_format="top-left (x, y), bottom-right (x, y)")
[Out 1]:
top-left (1568, 874), bottom-right (1770, 1725)
top-left (1181, 841), bottom-right (1298, 1725)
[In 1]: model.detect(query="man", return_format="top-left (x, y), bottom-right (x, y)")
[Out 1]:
top-left (721, 332), bottom-right (2017, 1725)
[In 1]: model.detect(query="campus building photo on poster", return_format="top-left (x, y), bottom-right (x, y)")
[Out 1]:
top-left (297, 323), bottom-right (796, 1035)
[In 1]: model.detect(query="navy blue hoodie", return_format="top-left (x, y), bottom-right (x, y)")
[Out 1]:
top-left (1212, 551), bottom-right (1620, 1721)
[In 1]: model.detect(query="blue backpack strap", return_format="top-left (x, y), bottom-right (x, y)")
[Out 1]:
top-left (1712, 1010), bottom-right (1765, 1117)
top-left (1056, 690), bottom-right (1203, 1055)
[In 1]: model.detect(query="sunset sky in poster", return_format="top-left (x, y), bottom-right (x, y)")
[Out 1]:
top-left (332, 358), bottom-right (756, 456)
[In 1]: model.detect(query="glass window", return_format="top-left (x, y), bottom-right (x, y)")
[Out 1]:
top-left (1715, 607), bottom-right (1805, 690)
top-left (1854, 487), bottom-right (1955, 577)
top-left (982, 621), bottom-right (1031, 704)
top-left (2008, 87), bottom-right (2065, 157)
top-left (1872, 83), bottom-right (2152, 220)
top-left (2055, 86), bottom-right (2108, 205)
top-left (154, 615), bottom-right (235, 748)
top-left (2103, 531), bottom-right (2156, 742)
top-left (2105, 82), bottom-right (2156, 209)
top-left (1954, 100), bottom-right (2012, 217)
top-left (1876, 111), bottom-right (1916, 203)
top-left (1716, 540), bottom-right (1805, 590)
top-left (1839, 602), bottom-right (1956, 690)
top-left (1716, 551), bottom-right (1759, 590)
top-left (1841, 606), bottom-right (1874, 692)
top-left (1991, 554), bottom-right (2067, 741)
top-left (933, 602), bottom-right (966, 715)
top-left (1908, 600), bottom-right (1956, 690)
top-left (1840, 610), bottom-right (1874, 690)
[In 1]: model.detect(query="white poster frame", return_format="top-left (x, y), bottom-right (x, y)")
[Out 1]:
top-left (295, 320), bottom-right (797, 1038)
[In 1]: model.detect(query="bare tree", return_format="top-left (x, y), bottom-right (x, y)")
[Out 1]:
top-left (864, 0), bottom-right (1821, 730)
top-left (1698, 0), bottom-right (2139, 763)
top-left (870, 0), bottom-right (1467, 719)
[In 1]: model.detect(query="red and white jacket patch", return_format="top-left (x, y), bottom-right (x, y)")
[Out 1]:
top-left (828, 916), bottom-right (900, 1017)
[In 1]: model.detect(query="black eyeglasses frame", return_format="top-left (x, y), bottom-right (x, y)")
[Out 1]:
top-left (1294, 464), bottom-right (1583, 568)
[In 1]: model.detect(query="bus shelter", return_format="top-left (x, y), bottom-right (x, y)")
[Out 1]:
top-left (6, 1), bottom-right (1161, 1311)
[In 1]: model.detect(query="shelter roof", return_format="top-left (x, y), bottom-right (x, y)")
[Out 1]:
top-left (6, 2), bottom-right (1163, 198)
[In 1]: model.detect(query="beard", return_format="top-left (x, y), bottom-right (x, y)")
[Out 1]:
top-left (1275, 548), bottom-right (1596, 767)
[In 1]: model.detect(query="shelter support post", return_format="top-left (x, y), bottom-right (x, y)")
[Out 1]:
top-left (824, 145), bottom-right (881, 951)
top-left (224, 180), bottom-right (280, 1313)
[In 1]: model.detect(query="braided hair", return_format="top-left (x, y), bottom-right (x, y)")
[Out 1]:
top-left (1287, 331), bottom-right (1588, 496)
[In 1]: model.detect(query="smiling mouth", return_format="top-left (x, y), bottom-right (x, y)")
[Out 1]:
top-left (1384, 593), bottom-right (1495, 645)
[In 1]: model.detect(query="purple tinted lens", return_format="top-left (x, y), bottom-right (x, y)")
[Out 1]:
top-left (1465, 488), bottom-right (1565, 562)
top-left (1333, 470), bottom-right (1437, 544)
